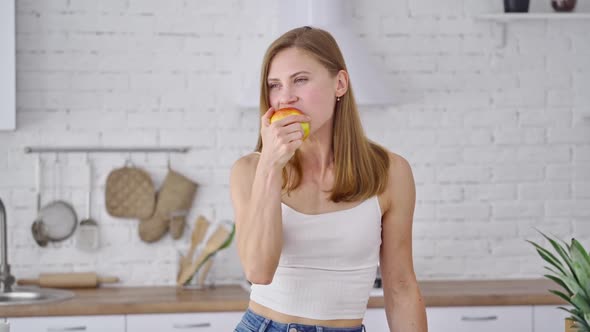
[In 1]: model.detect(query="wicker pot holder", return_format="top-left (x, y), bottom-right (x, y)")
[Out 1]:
top-left (138, 168), bottom-right (198, 243)
top-left (105, 166), bottom-right (156, 219)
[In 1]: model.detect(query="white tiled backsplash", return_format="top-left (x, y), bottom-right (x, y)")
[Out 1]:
top-left (0, 0), bottom-right (589, 285)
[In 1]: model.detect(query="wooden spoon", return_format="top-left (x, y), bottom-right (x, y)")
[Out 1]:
top-left (197, 257), bottom-right (214, 287)
top-left (178, 216), bottom-right (209, 279)
top-left (197, 223), bottom-right (236, 287)
top-left (177, 223), bottom-right (233, 285)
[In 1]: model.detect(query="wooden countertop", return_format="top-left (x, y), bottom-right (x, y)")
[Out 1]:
top-left (369, 278), bottom-right (566, 307)
top-left (0, 279), bottom-right (566, 317)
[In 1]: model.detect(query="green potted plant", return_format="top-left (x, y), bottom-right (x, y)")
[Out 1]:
top-left (528, 231), bottom-right (590, 331)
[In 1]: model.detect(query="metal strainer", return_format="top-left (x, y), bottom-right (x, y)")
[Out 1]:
top-left (31, 155), bottom-right (78, 246)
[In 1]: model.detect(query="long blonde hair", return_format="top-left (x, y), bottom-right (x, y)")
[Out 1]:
top-left (255, 26), bottom-right (389, 203)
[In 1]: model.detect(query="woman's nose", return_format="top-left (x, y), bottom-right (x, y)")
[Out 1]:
top-left (278, 89), bottom-right (299, 108)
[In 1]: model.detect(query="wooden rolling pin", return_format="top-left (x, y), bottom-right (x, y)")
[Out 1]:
top-left (17, 272), bottom-right (119, 289)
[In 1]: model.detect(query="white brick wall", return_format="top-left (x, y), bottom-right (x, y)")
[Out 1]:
top-left (0, 0), bottom-right (589, 285)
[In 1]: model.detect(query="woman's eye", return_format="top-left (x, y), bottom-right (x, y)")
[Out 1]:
top-left (268, 82), bottom-right (280, 89)
top-left (294, 77), bottom-right (308, 84)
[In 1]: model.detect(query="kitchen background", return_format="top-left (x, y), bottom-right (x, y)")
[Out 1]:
top-left (0, 0), bottom-right (589, 286)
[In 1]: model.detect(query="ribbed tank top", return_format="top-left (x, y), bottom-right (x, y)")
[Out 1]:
top-left (249, 195), bottom-right (382, 320)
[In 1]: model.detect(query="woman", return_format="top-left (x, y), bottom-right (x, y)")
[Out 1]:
top-left (230, 26), bottom-right (427, 332)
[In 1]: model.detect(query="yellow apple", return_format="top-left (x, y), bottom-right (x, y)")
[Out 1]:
top-left (270, 108), bottom-right (310, 140)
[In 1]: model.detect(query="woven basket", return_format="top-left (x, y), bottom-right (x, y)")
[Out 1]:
top-left (105, 166), bottom-right (156, 219)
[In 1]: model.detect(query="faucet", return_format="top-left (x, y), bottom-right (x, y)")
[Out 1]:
top-left (0, 198), bottom-right (15, 292)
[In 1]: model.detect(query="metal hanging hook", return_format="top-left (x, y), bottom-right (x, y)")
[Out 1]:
top-left (125, 152), bottom-right (132, 167)
top-left (85, 152), bottom-right (91, 187)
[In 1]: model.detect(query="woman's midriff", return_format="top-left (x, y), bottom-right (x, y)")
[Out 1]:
top-left (248, 300), bottom-right (364, 328)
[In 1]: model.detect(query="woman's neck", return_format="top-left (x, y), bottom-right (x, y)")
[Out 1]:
top-left (299, 123), bottom-right (334, 174)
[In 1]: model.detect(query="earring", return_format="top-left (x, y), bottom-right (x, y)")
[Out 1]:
top-left (336, 96), bottom-right (340, 102)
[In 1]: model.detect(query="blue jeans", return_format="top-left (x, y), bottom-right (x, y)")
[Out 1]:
top-left (234, 308), bottom-right (367, 332)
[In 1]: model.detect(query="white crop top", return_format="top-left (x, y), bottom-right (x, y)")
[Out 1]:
top-left (249, 195), bottom-right (382, 320)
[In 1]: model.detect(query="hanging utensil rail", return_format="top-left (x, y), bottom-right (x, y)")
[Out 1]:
top-left (24, 146), bottom-right (190, 154)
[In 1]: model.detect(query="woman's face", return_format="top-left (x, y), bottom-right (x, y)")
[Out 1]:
top-left (267, 47), bottom-right (340, 134)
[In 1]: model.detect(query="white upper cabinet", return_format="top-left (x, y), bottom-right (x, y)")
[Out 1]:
top-left (0, 0), bottom-right (15, 131)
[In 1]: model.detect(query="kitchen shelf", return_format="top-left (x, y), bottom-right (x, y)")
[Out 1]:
top-left (23, 146), bottom-right (191, 154)
top-left (474, 12), bottom-right (590, 48)
top-left (476, 13), bottom-right (590, 21)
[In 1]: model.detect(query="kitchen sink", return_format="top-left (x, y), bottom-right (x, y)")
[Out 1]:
top-left (0, 199), bottom-right (74, 306)
top-left (0, 287), bottom-right (74, 305)
top-left (0, 199), bottom-right (75, 306)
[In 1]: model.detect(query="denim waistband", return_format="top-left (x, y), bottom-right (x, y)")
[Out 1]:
top-left (240, 308), bottom-right (366, 332)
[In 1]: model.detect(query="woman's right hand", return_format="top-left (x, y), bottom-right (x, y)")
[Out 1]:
top-left (259, 107), bottom-right (311, 169)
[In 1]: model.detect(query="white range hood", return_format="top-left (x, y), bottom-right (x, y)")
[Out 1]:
top-left (238, 0), bottom-right (393, 108)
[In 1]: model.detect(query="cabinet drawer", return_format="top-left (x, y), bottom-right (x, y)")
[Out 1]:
top-left (363, 309), bottom-right (389, 332)
top-left (534, 305), bottom-right (572, 332)
top-left (427, 306), bottom-right (532, 332)
top-left (126, 312), bottom-right (245, 332)
top-left (7, 315), bottom-right (125, 332)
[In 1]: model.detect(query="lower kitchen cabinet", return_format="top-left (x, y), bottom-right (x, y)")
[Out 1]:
top-left (4, 305), bottom-right (573, 332)
top-left (7, 315), bottom-right (125, 332)
top-left (427, 306), bottom-right (532, 332)
top-left (534, 305), bottom-right (572, 332)
top-left (363, 309), bottom-right (390, 331)
top-left (364, 306), bottom-right (533, 332)
top-left (126, 311), bottom-right (245, 332)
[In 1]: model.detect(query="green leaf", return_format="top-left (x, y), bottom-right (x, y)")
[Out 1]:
top-left (541, 232), bottom-right (577, 280)
top-left (559, 306), bottom-right (578, 316)
top-left (564, 237), bottom-right (573, 252)
top-left (545, 266), bottom-right (568, 281)
top-left (528, 243), bottom-right (568, 277)
top-left (559, 306), bottom-right (590, 330)
top-left (563, 276), bottom-right (588, 301)
top-left (572, 239), bottom-right (590, 267)
top-left (545, 274), bottom-right (574, 296)
top-left (546, 270), bottom-right (585, 297)
top-left (571, 239), bottom-right (590, 297)
top-left (530, 230), bottom-right (590, 324)
top-left (573, 261), bottom-right (590, 300)
top-left (537, 231), bottom-right (589, 300)
top-left (570, 314), bottom-right (590, 331)
top-left (560, 307), bottom-right (585, 324)
top-left (550, 289), bottom-right (574, 304)
top-left (572, 292), bottom-right (590, 313)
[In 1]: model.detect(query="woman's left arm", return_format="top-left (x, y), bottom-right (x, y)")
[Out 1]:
top-left (379, 154), bottom-right (428, 332)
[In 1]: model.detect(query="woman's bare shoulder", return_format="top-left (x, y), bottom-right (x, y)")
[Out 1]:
top-left (378, 149), bottom-right (415, 213)
top-left (368, 142), bottom-right (411, 175)
top-left (387, 151), bottom-right (412, 175)
top-left (231, 152), bottom-right (261, 176)
top-left (373, 144), bottom-right (412, 177)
